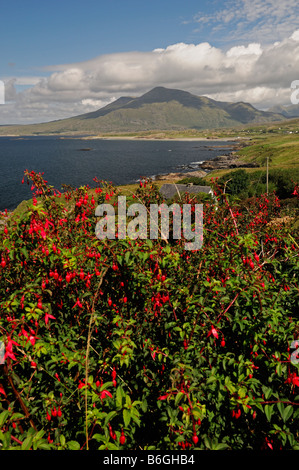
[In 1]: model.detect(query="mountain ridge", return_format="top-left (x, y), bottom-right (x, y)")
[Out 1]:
top-left (0, 86), bottom-right (286, 135)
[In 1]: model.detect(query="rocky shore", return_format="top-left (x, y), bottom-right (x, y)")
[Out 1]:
top-left (198, 153), bottom-right (259, 171)
top-left (153, 149), bottom-right (259, 181)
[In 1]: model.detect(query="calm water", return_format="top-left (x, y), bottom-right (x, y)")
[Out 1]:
top-left (0, 136), bottom-right (234, 211)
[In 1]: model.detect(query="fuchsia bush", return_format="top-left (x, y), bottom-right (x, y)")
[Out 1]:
top-left (0, 170), bottom-right (298, 450)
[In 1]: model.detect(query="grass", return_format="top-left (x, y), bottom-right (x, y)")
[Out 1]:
top-left (201, 118), bottom-right (299, 182)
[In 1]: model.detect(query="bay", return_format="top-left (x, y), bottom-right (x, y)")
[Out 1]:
top-left (0, 136), bottom-right (234, 211)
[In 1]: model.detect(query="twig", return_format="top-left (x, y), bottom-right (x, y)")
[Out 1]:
top-left (84, 267), bottom-right (108, 450)
top-left (3, 363), bottom-right (37, 431)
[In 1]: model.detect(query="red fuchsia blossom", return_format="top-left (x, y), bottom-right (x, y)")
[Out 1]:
top-left (120, 430), bottom-right (126, 445)
top-left (0, 386), bottom-right (6, 396)
top-left (100, 390), bottom-right (113, 399)
top-left (232, 408), bottom-right (241, 419)
top-left (286, 372), bottom-right (299, 387)
top-left (72, 298), bottom-right (83, 309)
top-left (45, 312), bottom-right (56, 325)
top-left (265, 437), bottom-right (273, 450)
top-left (28, 335), bottom-right (36, 346)
top-left (4, 337), bottom-right (19, 361)
top-left (158, 394), bottom-right (169, 400)
top-left (208, 326), bottom-right (219, 339)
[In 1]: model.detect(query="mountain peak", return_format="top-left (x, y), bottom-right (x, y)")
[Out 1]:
top-left (0, 86), bottom-right (286, 135)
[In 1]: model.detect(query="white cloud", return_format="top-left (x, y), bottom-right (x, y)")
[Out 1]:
top-left (81, 98), bottom-right (115, 108)
top-left (1, 28), bottom-right (299, 124)
top-left (192, 0), bottom-right (299, 45)
top-left (290, 30), bottom-right (299, 41)
top-left (226, 43), bottom-right (262, 57)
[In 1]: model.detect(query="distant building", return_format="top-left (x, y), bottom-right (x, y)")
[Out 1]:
top-left (159, 183), bottom-right (215, 201)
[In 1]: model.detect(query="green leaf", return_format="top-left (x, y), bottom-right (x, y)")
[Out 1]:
top-left (283, 405), bottom-right (293, 423)
top-left (262, 386), bottom-right (272, 400)
top-left (21, 435), bottom-right (33, 450)
top-left (175, 392), bottom-right (185, 406)
top-left (104, 411), bottom-right (117, 427)
top-left (213, 442), bottom-right (229, 450)
top-left (67, 440), bottom-right (80, 450)
top-left (265, 404), bottom-right (274, 422)
top-left (0, 411), bottom-right (10, 428)
top-left (123, 409), bottom-right (131, 427)
top-left (116, 386), bottom-right (124, 408)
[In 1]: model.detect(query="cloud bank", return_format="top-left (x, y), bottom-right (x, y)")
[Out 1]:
top-left (2, 29), bottom-right (299, 124)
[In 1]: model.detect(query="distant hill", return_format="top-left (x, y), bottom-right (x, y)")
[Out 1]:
top-left (268, 103), bottom-right (299, 118)
top-left (0, 86), bottom-right (287, 135)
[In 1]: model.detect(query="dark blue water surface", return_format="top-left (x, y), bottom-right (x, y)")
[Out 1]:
top-left (0, 136), bottom-right (235, 211)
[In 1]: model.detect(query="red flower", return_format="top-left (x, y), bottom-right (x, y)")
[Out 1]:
top-left (100, 390), bottom-right (112, 399)
top-left (208, 326), bottom-right (219, 339)
top-left (72, 298), bottom-right (83, 309)
top-left (45, 312), bottom-right (56, 325)
top-left (4, 337), bottom-right (19, 361)
top-left (120, 431), bottom-right (126, 445)
top-left (158, 394), bottom-right (169, 400)
top-left (292, 374), bottom-right (299, 387)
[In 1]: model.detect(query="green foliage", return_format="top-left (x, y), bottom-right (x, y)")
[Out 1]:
top-left (219, 169), bottom-right (250, 195)
top-left (262, 168), bottom-right (299, 199)
top-left (0, 171), bottom-right (299, 450)
top-left (217, 167), bottom-right (299, 201)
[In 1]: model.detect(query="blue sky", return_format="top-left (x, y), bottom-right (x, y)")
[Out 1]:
top-left (1, 0), bottom-right (299, 124)
top-left (1, 1), bottom-right (215, 75)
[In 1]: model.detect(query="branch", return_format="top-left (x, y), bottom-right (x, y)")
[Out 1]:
top-left (84, 267), bottom-right (108, 450)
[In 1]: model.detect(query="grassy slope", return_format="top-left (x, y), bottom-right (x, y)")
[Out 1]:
top-left (201, 118), bottom-right (299, 181)
top-left (0, 102), bottom-right (242, 136)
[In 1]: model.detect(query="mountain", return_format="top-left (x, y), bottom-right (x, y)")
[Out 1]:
top-left (268, 103), bottom-right (299, 118)
top-left (0, 86), bottom-right (286, 135)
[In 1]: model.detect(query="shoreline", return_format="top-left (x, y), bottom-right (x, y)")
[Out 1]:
top-left (0, 133), bottom-right (246, 143)
top-left (0, 137), bottom-right (250, 214)
top-left (79, 136), bottom-right (241, 142)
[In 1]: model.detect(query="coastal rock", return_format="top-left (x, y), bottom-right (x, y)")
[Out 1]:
top-left (154, 170), bottom-right (207, 181)
top-left (199, 154), bottom-right (259, 170)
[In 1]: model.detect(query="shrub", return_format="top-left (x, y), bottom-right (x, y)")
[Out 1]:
top-left (219, 169), bottom-right (250, 196)
top-left (0, 171), bottom-right (298, 450)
